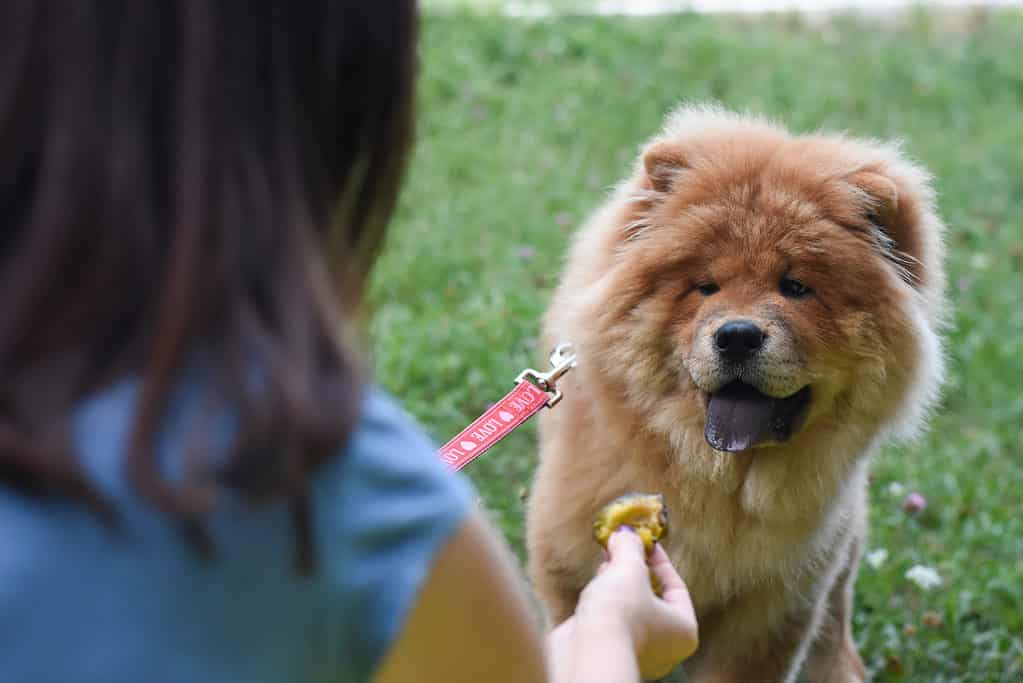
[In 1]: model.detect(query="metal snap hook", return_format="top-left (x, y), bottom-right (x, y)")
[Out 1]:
top-left (515, 342), bottom-right (577, 407)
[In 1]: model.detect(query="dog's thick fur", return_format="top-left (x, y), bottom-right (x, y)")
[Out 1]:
top-left (526, 105), bottom-right (946, 682)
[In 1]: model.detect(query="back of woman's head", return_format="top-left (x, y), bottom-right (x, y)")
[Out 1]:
top-left (0, 0), bottom-right (417, 572)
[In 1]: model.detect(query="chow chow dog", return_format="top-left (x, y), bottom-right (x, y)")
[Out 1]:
top-left (526, 105), bottom-right (946, 682)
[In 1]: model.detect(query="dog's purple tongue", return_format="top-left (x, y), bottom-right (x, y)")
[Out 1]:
top-left (704, 382), bottom-right (776, 452)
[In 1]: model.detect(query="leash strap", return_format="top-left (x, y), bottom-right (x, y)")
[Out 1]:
top-left (439, 343), bottom-right (576, 471)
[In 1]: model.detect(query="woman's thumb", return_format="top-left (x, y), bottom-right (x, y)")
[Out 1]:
top-left (606, 526), bottom-right (646, 562)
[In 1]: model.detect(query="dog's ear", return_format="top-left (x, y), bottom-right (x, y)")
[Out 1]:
top-left (848, 170), bottom-right (899, 229)
top-left (846, 169), bottom-right (928, 288)
top-left (642, 141), bottom-right (689, 194)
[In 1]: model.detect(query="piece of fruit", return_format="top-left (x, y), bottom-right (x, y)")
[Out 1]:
top-left (592, 493), bottom-right (669, 595)
top-left (592, 493), bottom-right (669, 552)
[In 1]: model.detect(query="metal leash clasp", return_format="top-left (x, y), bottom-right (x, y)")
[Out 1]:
top-left (515, 342), bottom-right (577, 408)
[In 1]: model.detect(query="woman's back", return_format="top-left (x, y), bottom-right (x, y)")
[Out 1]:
top-left (0, 4), bottom-right (426, 677)
top-left (0, 375), bottom-right (470, 682)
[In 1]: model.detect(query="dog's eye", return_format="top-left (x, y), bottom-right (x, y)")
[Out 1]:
top-left (695, 282), bottom-right (720, 296)
top-left (780, 277), bottom-right (811, 298)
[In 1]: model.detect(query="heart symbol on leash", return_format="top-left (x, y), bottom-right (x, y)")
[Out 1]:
top-left (499, 411), bottom-right (514, 423)
top-left (460, 441), bottom-right (477, 451)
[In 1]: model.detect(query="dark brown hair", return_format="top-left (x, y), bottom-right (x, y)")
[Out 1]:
top-left (0, 0), bottom-right (417, 573)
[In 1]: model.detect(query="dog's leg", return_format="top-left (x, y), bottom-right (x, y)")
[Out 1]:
top-left (682, 600), bottom-right (821, 683)
top-left (801, 537), bottom-right (867, 683)
top-left (525, 481), bottom-right (593, 626)
top-left (525, 424), bottom-right (608, 627)
top-left (685, 636), bottom-right (810, 682)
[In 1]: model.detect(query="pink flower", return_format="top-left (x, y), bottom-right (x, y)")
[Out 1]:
top-left (903, 491), bottom-right (927, 514)
top-left (515, 245), bottom-right (537, 260)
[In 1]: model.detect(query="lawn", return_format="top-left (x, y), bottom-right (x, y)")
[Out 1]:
top-left (368, 7), bottom-right (1023, 681)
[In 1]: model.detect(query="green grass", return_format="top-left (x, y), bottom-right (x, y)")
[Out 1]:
top-left (369, 8), bottom-right (1023, 681)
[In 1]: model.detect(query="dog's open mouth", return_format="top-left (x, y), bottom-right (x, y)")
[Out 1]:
top-left (704, 382), bottom-right (812, 453)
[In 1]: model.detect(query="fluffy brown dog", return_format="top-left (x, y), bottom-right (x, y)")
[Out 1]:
top-left (526, 105), bottom-right (946, 682)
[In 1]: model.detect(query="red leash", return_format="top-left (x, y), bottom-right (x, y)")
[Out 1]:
top-left (439, 343), bottom-right (576, 471)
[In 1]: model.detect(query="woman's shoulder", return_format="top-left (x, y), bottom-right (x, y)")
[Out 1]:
top-left (312, 387), bottom-right (476, 677)
top-left (314, 386), bottom-right (474, 560)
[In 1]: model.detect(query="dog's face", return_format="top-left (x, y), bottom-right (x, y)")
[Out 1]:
top-left (583, 117), bottom-right (944, 454)
top-left (678, 248), bottom-right (821, 453)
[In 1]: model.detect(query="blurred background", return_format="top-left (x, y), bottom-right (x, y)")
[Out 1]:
top-left (370, 1), bottom-right (1023, 679)
top-left (426, 0), bottom-right (1023, 14)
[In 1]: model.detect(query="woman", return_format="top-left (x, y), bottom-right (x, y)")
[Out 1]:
top-left (0, 2), bottom-right (697, 681)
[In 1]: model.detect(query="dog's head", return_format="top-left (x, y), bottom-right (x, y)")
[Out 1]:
top-left (577, 106), bottom-right (945, 455)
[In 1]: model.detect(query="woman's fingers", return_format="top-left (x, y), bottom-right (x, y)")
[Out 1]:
top-left (608, 531), bottom-right (692, 611)
top-left (647, 544), bottom-right (699, 658)
top-left (606, 527), bottom-right (646, 565)
top-left (648, 544), bottom-right (686, 597)
top-left (649, 545), bottom-right (696, 613)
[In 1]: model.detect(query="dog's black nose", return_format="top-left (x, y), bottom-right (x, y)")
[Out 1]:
top-left (714, 320), bottom-right (765, 362)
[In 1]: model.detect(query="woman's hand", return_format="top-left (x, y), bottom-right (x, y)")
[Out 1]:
top-left (549, 528), bottom-right (699, 681)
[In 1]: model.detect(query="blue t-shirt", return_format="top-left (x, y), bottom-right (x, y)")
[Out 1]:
top-left (0, 378), bottom-right (473, 682)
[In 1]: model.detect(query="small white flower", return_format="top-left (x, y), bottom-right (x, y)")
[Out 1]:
top-left (887, 481), bottom-right (906, 497)
top-left (865, 548), bottom-right (888, 569)
top-left (905, 565), bottom-right (942, 590)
